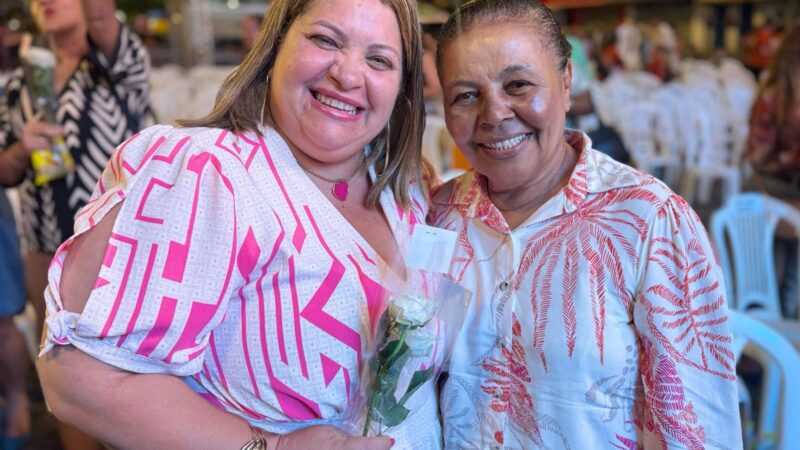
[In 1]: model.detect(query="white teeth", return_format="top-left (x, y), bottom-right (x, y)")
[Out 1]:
top-left (315, 92), bottom-right (358, 115)
top-left (484, 134), bottom-right (526, 150)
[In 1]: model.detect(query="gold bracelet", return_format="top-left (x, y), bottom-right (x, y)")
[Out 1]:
top-left (240, 425), bottom-right (273, 450)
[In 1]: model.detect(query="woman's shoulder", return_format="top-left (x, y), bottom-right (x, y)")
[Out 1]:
top-left (430, 171), bottom-right (476, 208)
top-left (584, 147), bottom-right (685, 211)
top-left (119, 124), bottom-right (251, 165)
top-left (107, 124), bottom-right (256, 191)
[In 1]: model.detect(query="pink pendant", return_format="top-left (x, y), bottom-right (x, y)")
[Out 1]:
top-left (332, 180), bottom-right (349, 201)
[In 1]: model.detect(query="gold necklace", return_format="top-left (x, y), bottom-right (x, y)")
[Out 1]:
top-left (295, 153), bottom-right (365, 201)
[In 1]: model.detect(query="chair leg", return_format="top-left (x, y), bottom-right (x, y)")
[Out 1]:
top-left (758, 358), bottom-right (781, 446)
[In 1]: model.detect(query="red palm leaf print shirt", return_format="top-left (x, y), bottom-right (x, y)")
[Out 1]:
top-left (429, 131), bottom-right (741, 450)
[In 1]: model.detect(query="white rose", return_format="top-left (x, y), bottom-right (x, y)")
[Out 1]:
top-left (388, 294), bottom-right (436, 328)
top-left (405, 327), bottom-right (438, 357)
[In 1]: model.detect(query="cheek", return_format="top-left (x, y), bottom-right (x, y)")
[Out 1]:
top-left (444, 111), bottom-right (473, 146)
top-left (522, 91), bottom-right (563, 128)
top-left (531, 92), bottom-right (547, 114)
top-left (371, 77), bottom-right (402, 111)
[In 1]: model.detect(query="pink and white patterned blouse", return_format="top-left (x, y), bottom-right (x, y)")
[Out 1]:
top-left (41, 124), bottom-right (441, 448)
top-left (428, 131), bottom-right (741, 450)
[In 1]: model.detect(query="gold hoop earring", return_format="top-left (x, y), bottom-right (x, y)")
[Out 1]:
top-left (383, 124), bottom-right (391, 172)
top-left (260, 74), bottom-right (269, 127)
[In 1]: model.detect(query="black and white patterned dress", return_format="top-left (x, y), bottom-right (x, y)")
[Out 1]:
top-left (0, 25), bottom-right (151, 253)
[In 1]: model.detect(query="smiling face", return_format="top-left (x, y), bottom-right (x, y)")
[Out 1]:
top-left (30, 0), bottom-right (85, 37)
top-left (268, 0), bottom-right (403, 164)
top-left (440, 21), bottom-right (572, 193)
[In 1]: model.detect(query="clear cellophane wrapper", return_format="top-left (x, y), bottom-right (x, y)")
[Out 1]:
top-left (340, 270), bottom-right (471, 437)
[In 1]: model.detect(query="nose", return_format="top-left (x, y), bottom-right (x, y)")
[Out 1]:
top-left (328, 51), bottom-right (365, 91)
top-left (479, 93), bottom-right (514, 129)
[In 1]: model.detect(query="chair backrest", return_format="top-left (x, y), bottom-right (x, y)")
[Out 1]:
top-left (729, 310), bottom-right (800, 449)
top-left (616, 101), bottom-right (658, 162)
top-left (711, 193), bottom-right (800, 317)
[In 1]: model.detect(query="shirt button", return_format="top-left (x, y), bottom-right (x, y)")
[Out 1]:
top-left (499, 281), bottom-right (510, 291)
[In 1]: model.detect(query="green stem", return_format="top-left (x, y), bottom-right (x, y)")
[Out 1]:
top-left (362, 325), bottom-right (408, 436)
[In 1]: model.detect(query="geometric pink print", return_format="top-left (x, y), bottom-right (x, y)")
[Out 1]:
top-left (43, 125), bottom-right (432, 440)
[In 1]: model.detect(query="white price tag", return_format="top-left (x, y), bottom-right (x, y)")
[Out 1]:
top-left (405, 224), bottom-right (458, 273)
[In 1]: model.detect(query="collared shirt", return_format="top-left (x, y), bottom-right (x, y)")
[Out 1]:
top-left (42, 124), bottom-right (440, 448)
top-left (0, 26), bottom-right (151, 253)
top-left (429, 130), bottom-right (741, 449)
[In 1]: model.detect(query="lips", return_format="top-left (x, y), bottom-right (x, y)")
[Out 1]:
top-left (311, 89), bottom-right (364, 119)
top-left (481, 133), bottom-right (530, 150)
top-left (314, 92), bottom-right (358, 115)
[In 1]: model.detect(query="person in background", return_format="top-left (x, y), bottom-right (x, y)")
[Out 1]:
top-left (745, 24), bottom-right (800, 319)
top-left (742, 19), bottom-right (783, 80)
top-left (430, 0), bottom-right (741, 448)
top-left (615, 16), bottom-right (642, 71)
top-left (565, 33), bottom-right (629, 164)
top-left (0, 0), bottom-right (151, 448)
top-left (0, 0), bottom-right (151, 344)
top-left (240, 14), bottom-right (262, 54)
top-left (642, 19), bottom-right (680, 83)
top-left (37, 0), bottom-right (437, 448)
top-left (0, 188), bottom-right (29, 450)
top-left (595, 33), bottom-right (622, 81)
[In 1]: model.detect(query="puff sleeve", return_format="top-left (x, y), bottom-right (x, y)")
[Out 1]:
top-left (42, 125), bottom-right (245, 376)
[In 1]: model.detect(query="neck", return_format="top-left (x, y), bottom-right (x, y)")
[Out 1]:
top-left (49, 26), bottom-right (88, 61)
top-left (488, 141), bottom-right (576, 215)
top-left (297, 151), bottom-right (364, 179)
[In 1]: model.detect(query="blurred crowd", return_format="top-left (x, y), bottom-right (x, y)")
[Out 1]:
top-left (0, 1), bottom-right (798, 449)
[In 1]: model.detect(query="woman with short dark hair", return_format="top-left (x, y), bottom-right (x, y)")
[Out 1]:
top-left (430, 1), bottom-right (741, 448)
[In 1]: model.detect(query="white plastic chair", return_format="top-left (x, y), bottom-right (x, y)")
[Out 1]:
top-left (711, 193), bottom-right (800, 318)
top-left (678, 88), bottom-right (741, 207)
top-left (616, 100), bottom-right (680, 187)
top-left (729, 310), bottom-right (800, 450)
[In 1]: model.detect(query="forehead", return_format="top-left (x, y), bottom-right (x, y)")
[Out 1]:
top-left (441, 21), bottom-right (555, 79)
top-left (295, 0), bottom-right (399, 31)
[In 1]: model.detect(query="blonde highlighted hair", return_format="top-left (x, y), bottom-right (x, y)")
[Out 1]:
top-left (180, 0), bottom-right (425, 208)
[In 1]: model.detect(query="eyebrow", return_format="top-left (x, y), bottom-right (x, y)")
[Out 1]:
top-left (312, 20), bottom-right (401, 58)
top-left (500, 64), bottom-right (534, 78)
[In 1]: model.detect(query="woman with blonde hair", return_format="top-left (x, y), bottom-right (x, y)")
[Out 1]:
top-left (37, 0), bottom-right (437, 448)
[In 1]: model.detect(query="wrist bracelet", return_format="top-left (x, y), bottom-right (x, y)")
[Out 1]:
top-left (240, 425), bottom-right (274, 450)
